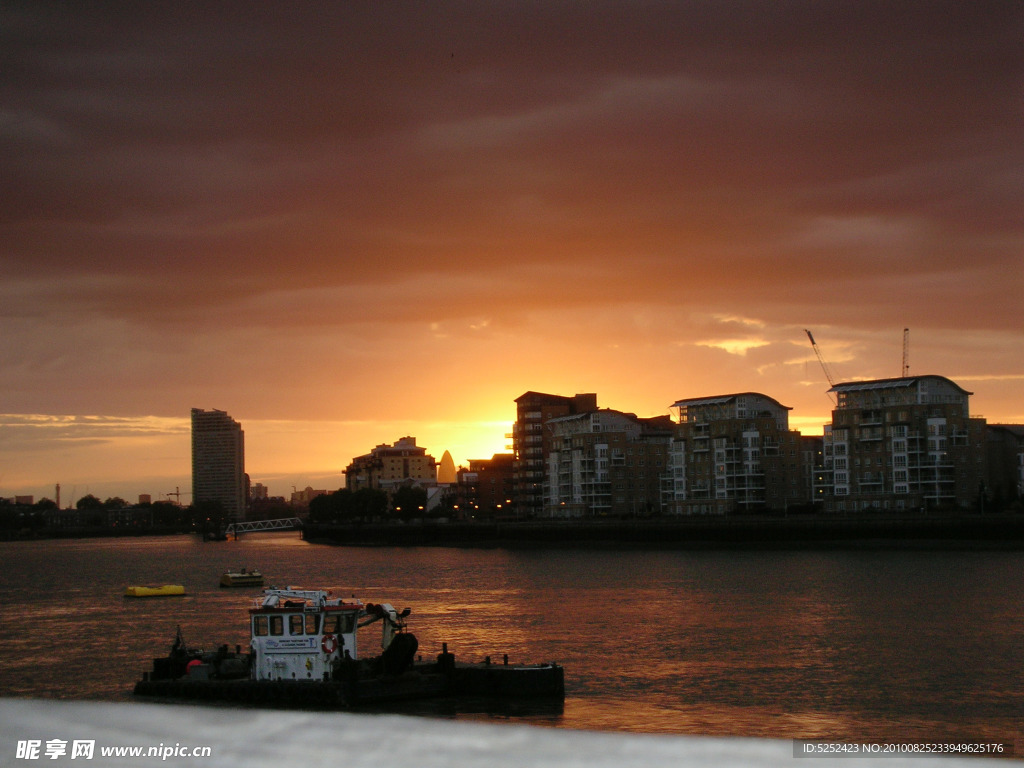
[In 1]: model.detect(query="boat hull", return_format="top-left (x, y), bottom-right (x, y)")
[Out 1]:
top-left (219, 573), bottom-right (264, 588)
top-left (134, 660), bottom-right (564, 709)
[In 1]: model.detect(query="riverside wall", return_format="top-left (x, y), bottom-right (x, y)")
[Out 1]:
top-left (302, 513), bottom-right (1024, 549)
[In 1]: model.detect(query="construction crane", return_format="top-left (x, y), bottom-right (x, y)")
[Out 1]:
top-left (166, 487), bottom-right (191, 505)
top-left (805, 329), bottom-right (838, 402)
top-left (902, 328), bottom-right (910, 377)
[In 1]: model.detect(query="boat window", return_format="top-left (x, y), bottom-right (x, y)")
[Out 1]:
top-left (324, 612), bottom-right (356, 634)
top-left (289, 614), bottom-right (304, 635)
top-left (253, 616), bottom-right (269, 637)
top-left (269, 615), bottom-right (284, 636)
top-left (305, 614), bottom-right (320, 635)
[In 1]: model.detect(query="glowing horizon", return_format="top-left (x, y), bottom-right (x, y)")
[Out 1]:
top-left (2, 4), bottom-right (1020, 503)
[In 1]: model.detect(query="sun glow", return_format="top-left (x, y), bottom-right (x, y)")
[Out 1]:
top-left (697, 338), bottom-right (771, 356)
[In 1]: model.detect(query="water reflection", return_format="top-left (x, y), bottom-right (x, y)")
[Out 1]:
top-left (1, 535), bottom-right (1023, 745)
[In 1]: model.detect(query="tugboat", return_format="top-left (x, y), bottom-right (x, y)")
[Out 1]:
top-left (134, 587), bottom-right (564, 708)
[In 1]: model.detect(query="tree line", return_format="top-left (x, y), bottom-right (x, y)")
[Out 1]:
top-left (308, 485), bottom-right (431, 524)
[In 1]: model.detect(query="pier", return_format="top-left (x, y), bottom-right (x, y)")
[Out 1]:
top-left (224, 517), bottom-right (303, 536)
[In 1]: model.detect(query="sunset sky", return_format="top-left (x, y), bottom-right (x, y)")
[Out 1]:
top-left (2, 2), bottom-right (1022, 505)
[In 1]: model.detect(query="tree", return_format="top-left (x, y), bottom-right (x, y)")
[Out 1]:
top-left (192, 499), bottom-right (228, 533)
top-left (309, 488), bottom-right (387, 523)
top-left (392, 485), bottom-right (427, 520)
top-left (309, 489), bottom-right (345, 523)
top-left (351, 488), bottom-right (387, 521)
top-left (76, 494), bottom-right (103, 511)
top-left (150, 501), bottom-right (184, 528)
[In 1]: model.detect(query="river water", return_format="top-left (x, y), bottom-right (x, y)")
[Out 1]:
top-left (1, 533), bottom-right (1022, 746)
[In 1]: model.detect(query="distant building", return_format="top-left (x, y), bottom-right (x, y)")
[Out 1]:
top-left (437, 450), bottom-right (457, 484)
top-left (512, 392), bottom-right (598, 518)
top-left (803, 435), bottom-right (829, 508)
top-left (250, 483), bottom-right (269, 501)
top-left (667, 393), bottom-right (808, 515)
top-left (823, 376), bottom-right (986, 512)
top-left (455, 454), bottom-right (515, 519)
top-left (344, 436), bottom-right (438, 493)
top-left (494, 376), bottom-right (1012, 519)
top-left (545, 409), bottom-right (673, 518)
top-left (138, 494), bottom-right (152, 505)
top-left (291, 486), bottom-right (327, 507)
top-left (984, 424), bottom-right (1023, 508)
top-left (191, 408), bottom-right (247, 520)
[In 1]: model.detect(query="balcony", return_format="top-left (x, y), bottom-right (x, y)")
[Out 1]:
top-left (859, 410), bottom-right (884, 426)
top-left (924, 454), bottom-right (954, 469)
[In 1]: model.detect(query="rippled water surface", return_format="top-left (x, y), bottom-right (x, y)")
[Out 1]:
top-left (1, 534), bottom-right (1022, 744)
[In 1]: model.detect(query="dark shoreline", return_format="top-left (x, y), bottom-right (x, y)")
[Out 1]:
top-left (5, 513), bottom-right (1024, 550)
top-left (302, 513), bottom-right (1024, 550)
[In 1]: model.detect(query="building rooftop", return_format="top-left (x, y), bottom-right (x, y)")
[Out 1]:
top-left (669, 393), bottom-right (791, 411)
top-left (828, 375), bottom-right (973, 396)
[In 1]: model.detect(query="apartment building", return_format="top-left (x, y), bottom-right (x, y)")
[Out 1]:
top-left (455, 453), bottom-right (516, 519)
top-left (512, 392), bottom-right (597, 518)
top-left (191, 408), bottom-right (247, 520)
top-left (823, 376), bottom-right (986, 512)
top-left (511, 379), bottom-right (1012, 518)
top-left (344, 436), bottom-right (438, 493)
top-left (545, 409), bottom-right (673, 517)
top-left (667, 393), bottom-right (808, 515)
top-left (986, 425), bottom-right (1024, 507)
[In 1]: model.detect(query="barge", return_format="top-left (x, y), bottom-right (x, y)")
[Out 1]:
top-left (219, 568), bottom-right (264, 588)
top-left (134, 587), bottom-right (564, 708)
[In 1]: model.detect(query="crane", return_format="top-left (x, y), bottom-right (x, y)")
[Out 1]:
top-left (166, 487), bottom-right (191, 505)
top-left (805, 329), bottom-right (838, 402)
top-left (902, 328), bottom-right (910, 377)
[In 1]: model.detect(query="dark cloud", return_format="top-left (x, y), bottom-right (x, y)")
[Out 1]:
top-left (0, 0), bottom-right (1020, 425)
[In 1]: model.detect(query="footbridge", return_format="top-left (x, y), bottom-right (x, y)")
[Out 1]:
top-left (224, 517), bottom-right (303, 535)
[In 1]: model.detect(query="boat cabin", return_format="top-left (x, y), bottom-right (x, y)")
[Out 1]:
top-left (249, 589), bottom-right (360, 681)
top-left (249, 588), bottom-right (407, 682)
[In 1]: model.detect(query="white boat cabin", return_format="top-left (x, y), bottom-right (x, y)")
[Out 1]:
top-left (249, 588), bottom-right (405, 681)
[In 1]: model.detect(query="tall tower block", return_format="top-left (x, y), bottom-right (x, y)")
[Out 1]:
top-left (191, 408), bottom-right (246, 520)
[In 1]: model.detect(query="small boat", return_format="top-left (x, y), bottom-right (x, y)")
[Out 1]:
top-left (134, 587), bottom-right (564, 709)
top-left (220, 568), bottom-right (264, 588)
top-left (125, 585), bottom-right (186, 598)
